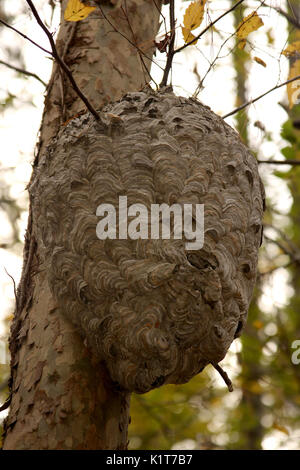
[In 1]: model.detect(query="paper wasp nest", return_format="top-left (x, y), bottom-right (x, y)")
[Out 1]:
top-left (33, 89), bottom-right (265, 394)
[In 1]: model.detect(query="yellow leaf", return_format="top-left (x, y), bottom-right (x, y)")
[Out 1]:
top-left (183, 0), bottom-right (206, 31)
top-left (283, 41), bottom-right (300, 58)
top-left (254, 56), bottom-right (267, 67)
top-left (181, 26), bottom-right (198, 46)
top-left (182, 0), bottom-right (206, 45)
top-left (253, 320), bottom-right (264, 329)
top-left (64, 0), bottom-right (96, 22)
top-left (238, 39), bottom-right (246, 50)
top-left (273, 423), bottom-right (290, 436)
top-left (236, 11), bottom-right (264, 45)
top-left (287, 60), bottom-right (300, 109)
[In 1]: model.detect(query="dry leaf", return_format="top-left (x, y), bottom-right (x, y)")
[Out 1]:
top-left (236, 11), bottom-right (264, 47)
top-left (254, 56), bottom-right (267, 67)
top-left (181, 27), bottom-right (198, 45)
top-left (64, 0), bottom-right (96, 22)
top-left (182, 0), bottom-right (207, 45)
top-left (183, 0), bottom-right (206, 30)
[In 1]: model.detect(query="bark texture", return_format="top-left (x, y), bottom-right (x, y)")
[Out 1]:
top-left (33, 88), bottom-right (265, 395)
top-left (3, 0), bottom-right (162, 450)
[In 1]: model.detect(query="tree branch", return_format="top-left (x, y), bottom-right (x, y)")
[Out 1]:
top-left (174, 0), bottom-right (245, 55)
top-left (121, 1), bottom-right (157, 86)
top-left (264, 234), bottom-right (300, 268)
top-left (0, 60), bottom-right (47, 86)
top-left (211, 362), bottom-right (234, 392)
top-left (159, 0), bottom-right (246, 87)
top-left (160, 0), bottom-right (175, 87)
top-left (0, 18), bottom-right (51, 55)
top-left (4, 268), bottom-right (17, 304)
top-left (25, 0), bottom-right (100, 121)
top-left (259, 2), bottom-right (300, 29)
top-left (223, 74), bottom-right (300, 119)
top-left (258, 159), bottom-right (300, 165)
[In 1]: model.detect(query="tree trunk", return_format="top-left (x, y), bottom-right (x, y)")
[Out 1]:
top-left (2, 0), bottom-right (162, 450)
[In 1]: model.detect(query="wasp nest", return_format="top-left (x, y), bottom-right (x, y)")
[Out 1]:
top-left (33, 89), bottom-right (265, 393)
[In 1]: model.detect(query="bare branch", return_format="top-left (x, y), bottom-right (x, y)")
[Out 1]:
top-left (259, 2), bottom-right (300, 29)
top-left (25, 0), bottom-right (100, 121)
top-left (174, 0), bottom-right (245, 55)
top-left (264, 234), bottom-right (300, 267)
top-left (121, 1), bottom-right (157, 87)
top-left (160, 0), bottom-right (175, 87)
top-left (0, 60), bottom-right (47, 86)
top-left (259, 261), bottom-right (294, 277)
top-left (258, 159), bottom-right (300, 165)
top-left (211, 362), bottom-right (234, 392)
top-left (223, 74), bottom-right (300, 119)
top-left (159, 0), bottom-right (246, 87)
top-left (0, 18), bottom-right (51, 55)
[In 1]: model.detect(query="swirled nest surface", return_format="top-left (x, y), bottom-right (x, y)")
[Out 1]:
top-left (33, 89), bottom-right (265, 393)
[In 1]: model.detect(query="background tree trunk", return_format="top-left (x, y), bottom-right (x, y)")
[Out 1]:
top-left (231, 2), bottom-right (264, 449)
top-left (2, 0), bottom-right (162, 450)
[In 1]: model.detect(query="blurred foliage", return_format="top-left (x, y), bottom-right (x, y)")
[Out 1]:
top-left (0, 0), bottom-right (29, 442)
top-left (128, 0), bottom-right (300, 450)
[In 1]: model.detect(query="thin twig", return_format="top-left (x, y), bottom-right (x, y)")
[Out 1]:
top-left (0, 59), bottom-right (47, 86)
top-left (59, 23), bottom-right (78, 121)
top-left (211, 362), bottom-right (234, 392)
top-left (4, 268), bottom-right (17, 304)
top-left (264, 223), bottom-right (300, 254)
top-left (223, 74), bottom-right (300, 118)
top-left (259, 261), bottom-right (294, 277)
top-left (174, 0), bottom-right (245, 55)
top-left (160, 0), bottom-right (175, 87)
top-left (258, 159), bottom-right (300, 165)
top-left (0, 18), bottom-right (51, 55)
top-left (259, 2), bottom-right (300, 29)
top-left (193, 32), bottom-right (237, 97)
top-left (193, 0), bottom-right (267, 97)
top-left (152, 0), bottom-right (168, 37)
top-left (97, 3), bottom-right (164, 72)
top-left (264, 234), bottom-right (300, 267)
top-left (121, 1), bottom-right (157, 87)
top-left (25, 0), bottom-right (100, 121)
